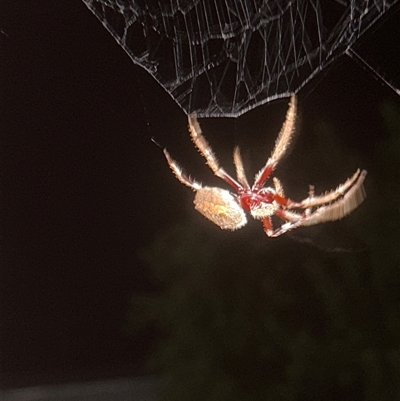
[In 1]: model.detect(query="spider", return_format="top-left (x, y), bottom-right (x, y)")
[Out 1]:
top-left (163, 94), bottom-right (367, 237)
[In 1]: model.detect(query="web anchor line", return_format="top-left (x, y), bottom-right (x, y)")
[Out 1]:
top-left (346, 47), bottom-right (400, 96)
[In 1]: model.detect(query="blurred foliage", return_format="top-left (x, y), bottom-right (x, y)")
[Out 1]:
top-left (127, 101), bottom-right (399, 401)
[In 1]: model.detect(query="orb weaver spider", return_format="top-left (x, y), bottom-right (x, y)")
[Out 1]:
top-left (163, 95), bottom-right (367, 237)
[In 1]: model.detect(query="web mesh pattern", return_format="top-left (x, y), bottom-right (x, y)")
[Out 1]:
top-left (82, 0), bottom-right (398, 117)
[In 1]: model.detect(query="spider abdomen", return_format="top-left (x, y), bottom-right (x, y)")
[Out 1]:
top-left (194, 187), bottom-right (247, 230)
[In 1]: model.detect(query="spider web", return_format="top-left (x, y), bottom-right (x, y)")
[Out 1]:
top-left (82, 0), bottom-right (399, 117)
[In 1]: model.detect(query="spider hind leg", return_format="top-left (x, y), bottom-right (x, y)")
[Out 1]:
top-left (163, 149), bottom-right (202, 190)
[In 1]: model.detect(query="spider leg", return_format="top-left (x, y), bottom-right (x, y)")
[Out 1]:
top-left (263, 209), bottom-right (303, 237)
top-left (163, 149), bottom-right (202, 190)
top-left (269, 221), bottom-right (302, 237)
top-left (304, 185), bottom-right (315, 216)
top-left (233, 146), bottom-right (250, 189)
top-left (262, 216), bottom-right (274, 237)
top-left (273, 177), bottom-right (286, 199)
top-left (188, 114), bottom-right (243, 192)
top-left (253, 94), bottom-right (297, 190)
top-left (267, 170), bottom-right (367, 236)
top-left (300, 170), bottom-right (367, 226)
top-left (287, 169), bottom-right (365, 209)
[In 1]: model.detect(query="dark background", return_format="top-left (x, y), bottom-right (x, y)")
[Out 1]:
top-left (1, 0), bottom-right (399, 392)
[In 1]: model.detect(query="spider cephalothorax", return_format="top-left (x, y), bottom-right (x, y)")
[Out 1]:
top-left (163, 95), bottom-right (367, 237)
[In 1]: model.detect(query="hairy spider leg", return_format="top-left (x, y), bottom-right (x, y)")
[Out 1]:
top-left (256, 175), bottom-right (297, 237)
top-left (262, 216), bottom-right (273, 237)
top-left (304, 185), bottom-right (315, 216)
top-left (287, 169), bottom-right (365, 209)
top-left (260, 208), bottom-right (302, 237)
top-left (266, 170), bottom-right (367, 237)
top-left (272, 177), bottom-right (289, 206)
top-left (300, 170), bottom-right (367, 226)
top-left (233, 147), bottom-right (250, 189)
top-left (270, 220), bottom-right (302, 237)
top-left (188, 114), bottom-right (243, 193)
top-left (252, 94), bottom-right (297, 191)
top-left (264, 208), bottom-right (306, 237)
top-left (272, 177), bottom-right (285, 197)
top-left (163, 149), bottom-right (202, 190)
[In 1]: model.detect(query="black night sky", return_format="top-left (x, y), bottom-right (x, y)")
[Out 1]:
top-left (1, 0), bottom-right (400, 395)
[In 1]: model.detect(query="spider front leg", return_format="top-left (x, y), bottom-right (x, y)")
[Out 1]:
top-left (252, 94), bottom-right (297, 191)
top-left (188, 114), bottom-right (243, 192)
top-left (268, 169), bottom-right (367, 236)
top-left (285, 169), bottom-right (367, 226)
top-left (287, 169), bottom-right (363, 209)
top-left (300, 170), bottom-right (367, 226)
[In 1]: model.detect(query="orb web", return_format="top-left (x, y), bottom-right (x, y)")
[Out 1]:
top-left (82, 0), bottom-right (398, 117)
